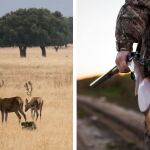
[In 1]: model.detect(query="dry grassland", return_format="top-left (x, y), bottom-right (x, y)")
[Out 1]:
top-left (0, 46), bottom-right (72, 150)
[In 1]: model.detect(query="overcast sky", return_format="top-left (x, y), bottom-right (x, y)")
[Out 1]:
top-left (0, 0), bottom-right (73, 17)
top-left (77, 0), bottom-right (126, 78)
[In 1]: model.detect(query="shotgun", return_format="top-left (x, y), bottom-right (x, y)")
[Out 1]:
top-left (89, 51), bottom-right (143, 88)
top-left (89, 66), bottom-right (119, 87)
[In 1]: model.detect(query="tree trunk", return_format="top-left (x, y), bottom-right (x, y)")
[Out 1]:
top-left (54, 46), bottom-right (59, 52)
top-left (65, 44), bottom-right (67, 48)
top-left (40, 46), bottom-right (46, 57)
top-left (19, 46), bottom-right (26, 57)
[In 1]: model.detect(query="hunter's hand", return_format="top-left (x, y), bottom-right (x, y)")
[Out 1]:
top-left (115, 51), bottom-right (130, 73)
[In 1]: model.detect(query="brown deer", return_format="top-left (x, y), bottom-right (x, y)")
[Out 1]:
top-left (0, 96), bottom-right (26, 123)
top-left (25, 97), bottom-right (43, 120)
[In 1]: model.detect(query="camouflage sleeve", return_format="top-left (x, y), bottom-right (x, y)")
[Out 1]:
top-left (115, 1), bottom-right (150, 51)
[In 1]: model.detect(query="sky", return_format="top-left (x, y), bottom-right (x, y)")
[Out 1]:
top-left (76, 0), bottom-right (125, 78)
top-left (0, 0), bottom-right (73, 17)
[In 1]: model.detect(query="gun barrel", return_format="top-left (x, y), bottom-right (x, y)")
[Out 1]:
top-left (89, 66), bottom-right (119, 87)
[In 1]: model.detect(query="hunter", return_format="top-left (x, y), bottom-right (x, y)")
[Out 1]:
top-left (115, 0), bottom-right (150, 147)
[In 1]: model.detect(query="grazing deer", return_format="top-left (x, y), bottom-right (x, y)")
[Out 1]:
top-left (25, 97), bottom-right (43, 120)
top-left (0, 96), bottom-right (26, 123)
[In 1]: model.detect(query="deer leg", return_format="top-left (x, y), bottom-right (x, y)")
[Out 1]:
top-left (1, 111), bottom-right (4, 123)
top-left (15, 112), bottom-right (21, 123)
top-left (33, 107), bottom-right (36, 120)
top-left (19, 109), bottom-right (26, 121)
top-left (33, 109), bottom-right (36, 117)
top-left (31, 109), bottom-right (34, 120)
top-left (35, 109), bottom-right (39, 121)
top-left (40, 103), bottom-right (43, 120)
top-left (40, 109), bottom-right (42, 120)
top-left (5, 112), bottom-right (8, 123)
top-left (31, 108), bottom-right (35, 120)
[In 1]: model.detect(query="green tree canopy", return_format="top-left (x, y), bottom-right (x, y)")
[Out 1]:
top-left (0, 8), bottom-right (73, 57)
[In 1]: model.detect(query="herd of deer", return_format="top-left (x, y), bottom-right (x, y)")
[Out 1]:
top-left (0, 96), bottom-right (43, 123)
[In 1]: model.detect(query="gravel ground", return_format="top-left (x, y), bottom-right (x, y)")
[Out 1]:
top-left (77, 117), bottom-right (143, 150)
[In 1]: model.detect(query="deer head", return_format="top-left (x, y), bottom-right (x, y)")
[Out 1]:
top-left (25, 98), bottom-right (31, 112)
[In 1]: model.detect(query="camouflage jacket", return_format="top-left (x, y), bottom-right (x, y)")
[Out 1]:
top-left (115, 0), bottom-right (150, 58)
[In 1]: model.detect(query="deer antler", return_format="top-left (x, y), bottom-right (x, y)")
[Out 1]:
top-left (24, 81), bottom-right (33, 97)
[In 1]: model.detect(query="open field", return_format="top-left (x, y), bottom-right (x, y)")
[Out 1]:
top-left (0, 46), bottom-right (72, 150)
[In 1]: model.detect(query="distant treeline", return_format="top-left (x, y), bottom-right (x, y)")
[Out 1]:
top-left (0, 8), bottom-right (73, 57)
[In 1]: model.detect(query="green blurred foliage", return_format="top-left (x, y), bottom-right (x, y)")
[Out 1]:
top-left (77, 74), bottom-right (139, 111)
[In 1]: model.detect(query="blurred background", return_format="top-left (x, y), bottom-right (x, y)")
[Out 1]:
top-left (76, 0), bottom-right (146, 150)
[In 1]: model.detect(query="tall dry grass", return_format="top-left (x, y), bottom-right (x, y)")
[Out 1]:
top-left (0, 46), bottom-right (72, 150)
